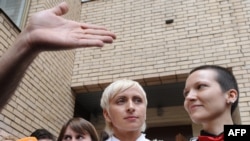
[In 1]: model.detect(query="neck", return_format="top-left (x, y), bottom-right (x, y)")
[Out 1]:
top-left (202, 111), bottom-right (233, 135)
top-left (113, 130), bottom-right (141, 141)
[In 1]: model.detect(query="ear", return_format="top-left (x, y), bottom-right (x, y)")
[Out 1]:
top-left (103, 109), bottom-right (112, 122)
top-left (226, 89), bottom-right (238, 104)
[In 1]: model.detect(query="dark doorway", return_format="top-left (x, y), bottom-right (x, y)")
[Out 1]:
top-left (74, 82), bottom-right (185, 119)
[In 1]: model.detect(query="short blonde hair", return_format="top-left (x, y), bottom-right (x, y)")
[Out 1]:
top-left (100, 79), bottom-right (148, 136)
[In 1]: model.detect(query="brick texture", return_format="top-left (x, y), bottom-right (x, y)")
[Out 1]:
top-left (1, 0), bottom-right (250, 139)
top-left (0, 0), bottom-right (81, 139)
top-left (73, 0), bottom-right (250, 134)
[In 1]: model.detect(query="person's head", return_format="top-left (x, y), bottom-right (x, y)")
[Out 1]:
top-left (30, 129), bottom-right (55, 141)
top-left (57, 117), bottom-right (99, 141)
top-left (100, 79), bottom-right (148, 136)
top-left (183, 65), bottom-right (239, 124)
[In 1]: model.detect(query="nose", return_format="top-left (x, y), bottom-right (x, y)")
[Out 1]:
top-left (127, 100), bottom-right (135, 112)
top-left (185, 89), bottom-right (197, 101)
top-left (71, 137), bottom-right (78, 141)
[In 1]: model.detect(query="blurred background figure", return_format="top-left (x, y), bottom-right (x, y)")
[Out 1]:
top-left (30, 129), bottom-right (55, 141)
top-left (17, 137), bottom-right (37, 141)
top-left (57, 117), bottom-right (99, 141)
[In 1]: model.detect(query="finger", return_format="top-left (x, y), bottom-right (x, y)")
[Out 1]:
top-left (78, 34), bottom-right (115, 43)
top-left (81, 23), bottom-right (108, 30)
top-left (51, 2), bottom-right (69, 16)
top-left (77, 39), bottom-right (105, 47)
top-left (81, 28), bottom-right (117, 39)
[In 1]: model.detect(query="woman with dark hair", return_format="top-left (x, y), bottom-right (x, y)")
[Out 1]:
top-left (57, 117), bottom-right (99, 141)
top-left (183, 65), bottom-right (239, 141)
top-left (31, 128), bottom-right (55, 141)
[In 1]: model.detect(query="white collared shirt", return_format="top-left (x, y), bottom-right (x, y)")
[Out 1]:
top-left (105, 133), bottom-right (150, 141)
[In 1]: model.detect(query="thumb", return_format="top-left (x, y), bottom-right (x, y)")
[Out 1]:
top-left (51, 2), bottom-right (69, 16)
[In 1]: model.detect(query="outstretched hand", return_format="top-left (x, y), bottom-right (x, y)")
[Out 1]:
top-left (0, 2), bottom-right (116, 111)
top-left (21, 2), bottom-right (116, 52)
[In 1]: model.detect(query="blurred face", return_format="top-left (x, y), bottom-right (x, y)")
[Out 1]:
top-left (104, 86), bottom-right (147, 133)
top-left (62, 126), bottom-right (92, 141)
top-left (183, 69), bottom-right (228, 124)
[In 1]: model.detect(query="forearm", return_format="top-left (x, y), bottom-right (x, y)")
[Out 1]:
top-left (0, 1), bottom-right (116, 111)
top-left (0, 34), bottom-right (39, 111)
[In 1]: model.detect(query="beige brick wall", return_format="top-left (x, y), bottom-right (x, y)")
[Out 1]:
top-left (73, 0), bottom-right (250, 132)
top-left (0, 9), bottom-right (21, 140)
top-left (1, 0), bottom-right (250, 139)
top-left (0, 0), bottom-right (81, 139)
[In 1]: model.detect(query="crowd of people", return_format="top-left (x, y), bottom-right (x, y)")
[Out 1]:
top-left (0, 1), bottom-right (240, 141)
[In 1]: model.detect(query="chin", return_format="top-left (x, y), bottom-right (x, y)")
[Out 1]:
top-left (125, 126), bottom-right (141, 132)
top-left (190, 115), bottom-right (203, 124)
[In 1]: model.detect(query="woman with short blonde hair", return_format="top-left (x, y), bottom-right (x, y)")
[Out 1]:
top-left (100, 79), bottom-right (149, 141)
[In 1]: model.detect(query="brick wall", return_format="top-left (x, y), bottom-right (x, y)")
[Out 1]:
top-left (0, 0), bottom-right (81, 139)
top-left (0, 9), bottom-right (21, 140)
top-left (73, 0), bottom-right (250, 135)
top-left (1, 0), bottom-right (250, 139)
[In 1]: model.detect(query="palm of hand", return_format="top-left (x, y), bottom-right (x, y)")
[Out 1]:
top-left (24, 2), bottom-right (116, 52)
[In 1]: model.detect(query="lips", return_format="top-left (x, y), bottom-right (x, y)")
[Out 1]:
top-left (189, 104), bottom-right (202, 111)
top-left (124, 116), bottom-right (138, 120)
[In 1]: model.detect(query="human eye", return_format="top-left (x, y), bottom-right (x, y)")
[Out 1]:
top-left (183, 90), bottom-right (189, 98)
top-left (116, 97), bottom-right (126, 105)
top-left (133, 96), bottom-right (143, 104)
top-left (76, 135), bottom-right (84, 140)
top-left (197, 84), bottom-right (207, 90)
top-left (63, 135), bottom-right (72, 141)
